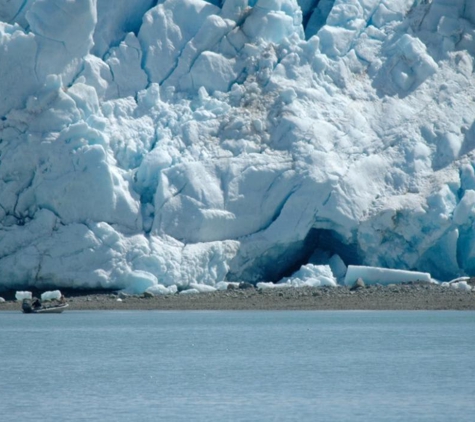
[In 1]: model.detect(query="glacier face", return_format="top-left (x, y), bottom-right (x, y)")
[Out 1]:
top-left (1, 0), bottom-right (475, 292)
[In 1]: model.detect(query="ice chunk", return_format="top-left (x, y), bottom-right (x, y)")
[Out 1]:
top-left (257, 282), bottom-right (292, 290)
top-left (146, 284), bottom-right (178, 295)
top-left (328, 254), bottom-right (347, 282)
top-left (344, 266), bottom-right (432, 286)
top-left (282, 264), bottom-right (337, 287)
top-left (448, 276), bottom-right (470, 284)
top-left (180, 288), bottom-right (200, 295)
top-left (15, 291), bottom-right (32, 301)
top-left (189, 283), bottom-right (217, 293)
top-left (450, 281), bottom-right (472, 292)
top-left (41, 290), bottom-right (62, 301)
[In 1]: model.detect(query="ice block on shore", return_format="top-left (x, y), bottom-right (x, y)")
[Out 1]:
top-left (343, 266), bottom-right (432, 286)
top-left (15, 291), bottom-right (32, 301)
top-left (41, 290), bottom-right (62, 301)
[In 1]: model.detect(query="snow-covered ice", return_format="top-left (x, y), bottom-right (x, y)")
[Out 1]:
top-left (2, 1), bottom-right (475, 292)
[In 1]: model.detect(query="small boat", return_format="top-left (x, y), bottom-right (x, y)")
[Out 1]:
top-left (33, 303), bottom-right (69, 314)
top-left (22, 299), bottom-right (68, 314)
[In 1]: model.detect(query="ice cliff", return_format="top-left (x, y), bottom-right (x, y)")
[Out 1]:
top-left (1, 0), bottom-right (475, 292)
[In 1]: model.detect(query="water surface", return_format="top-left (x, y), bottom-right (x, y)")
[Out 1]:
top-left (1, 311), bottom-right (474, 421)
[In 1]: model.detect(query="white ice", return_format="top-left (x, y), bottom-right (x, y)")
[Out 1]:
top-left (2, 1), bottom-right (475, 293)
top-left (145, 284), bottom-right (178, 295)
top-left (449, 281), bottom-right (473, 292)
top-left (41, 290), bottom-right (62, 301)
top-left (15, 291), bottom-right (32, 301)
top-left (344, 266), bottom-right (432, 287)
top-left (278, 264), bottom-right (337, 288)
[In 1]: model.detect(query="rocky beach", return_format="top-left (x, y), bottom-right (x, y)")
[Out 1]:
top-left (1, 282), bottom-right (475, 312)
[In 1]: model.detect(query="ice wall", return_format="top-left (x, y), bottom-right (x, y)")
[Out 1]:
top-left (1, 0), bottom-right (475, 292)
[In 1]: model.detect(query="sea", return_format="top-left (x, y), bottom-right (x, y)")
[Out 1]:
top-left (0, 310), bottom-right (474, 421)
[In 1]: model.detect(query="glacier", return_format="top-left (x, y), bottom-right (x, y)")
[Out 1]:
top-left (1, 0), bottom-right (475, 293)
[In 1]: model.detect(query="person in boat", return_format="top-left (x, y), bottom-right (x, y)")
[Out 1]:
top-left (51, 295), bottom-right (66, 307)
top-left (22, 299), bottom-right (33, 313)
top-left (32, 297), bottom-right (42, 310)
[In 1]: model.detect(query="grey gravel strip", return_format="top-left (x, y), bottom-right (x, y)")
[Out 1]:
top-left (1, 284), bottom-right (475, 311)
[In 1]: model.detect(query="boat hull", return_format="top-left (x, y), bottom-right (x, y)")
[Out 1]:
top-left (23, 303), bottom-right (69, 314)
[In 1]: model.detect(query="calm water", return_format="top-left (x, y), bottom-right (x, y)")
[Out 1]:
top-left (1, 311), bottom-right (474, 421)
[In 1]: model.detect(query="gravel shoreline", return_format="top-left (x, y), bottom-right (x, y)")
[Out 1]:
top-left (1, 283), bottom-right (475, 311)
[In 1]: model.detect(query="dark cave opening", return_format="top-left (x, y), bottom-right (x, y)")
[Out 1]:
top-left (232, 228), bottom-right (361, 283)
top-left (278, 227), bottom-right (361, 280)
